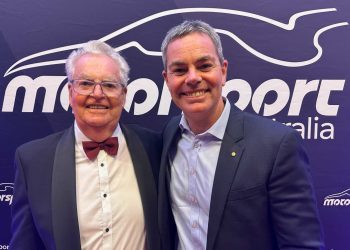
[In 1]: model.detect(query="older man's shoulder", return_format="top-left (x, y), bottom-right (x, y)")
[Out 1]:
top-left (17, 130), bottom-right (67, 155)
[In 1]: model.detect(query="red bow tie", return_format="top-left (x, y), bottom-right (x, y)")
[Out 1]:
top-left (82, 137), bottom-right (118, 160)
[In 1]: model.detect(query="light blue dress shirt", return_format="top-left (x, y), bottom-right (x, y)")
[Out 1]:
top-left (169, 98), bottom-right (231, 250)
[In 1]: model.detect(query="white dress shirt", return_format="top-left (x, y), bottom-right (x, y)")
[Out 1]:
top-left (169, 99), bottom-right (231, 250)
top-left (74, 122), bottom-right (146, 250)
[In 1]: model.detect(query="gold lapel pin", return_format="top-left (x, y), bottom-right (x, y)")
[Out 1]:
top-left (231, 151), bottom-right (236, 157)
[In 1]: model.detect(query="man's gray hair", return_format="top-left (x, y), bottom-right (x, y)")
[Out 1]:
top-left (161, 20), bottom-right (224, 68)
top-left (66, 40), bottom-right (130, 86)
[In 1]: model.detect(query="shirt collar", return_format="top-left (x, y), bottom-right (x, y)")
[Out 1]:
top-left (179, 97), bottom-right (231, 140)
top-left (74, 121), bottom-right (121, 144)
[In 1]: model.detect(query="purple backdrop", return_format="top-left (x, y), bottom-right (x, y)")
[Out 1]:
top-left (0, 0), bottom-right (349, 249)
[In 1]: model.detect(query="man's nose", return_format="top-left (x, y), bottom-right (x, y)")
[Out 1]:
top-left (91, 83), bottom-right (105, 97)
top-left (185, 67), bottom-right (202, 85)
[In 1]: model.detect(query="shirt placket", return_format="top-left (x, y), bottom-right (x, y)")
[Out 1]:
top-left (97, 151), bottom-right (112, 250)
top-left (188, 137), bottom-right (201, 249)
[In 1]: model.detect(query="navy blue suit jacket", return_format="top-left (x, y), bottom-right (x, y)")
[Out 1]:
top-left (10, 124), bottom-right (162, 250)
top-left (159, 105), bottom-right (324, 250)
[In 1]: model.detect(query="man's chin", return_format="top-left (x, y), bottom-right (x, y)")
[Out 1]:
top-left (80, 118), bottom-right (116, 129)
top-left (182, 106), bottom-right (209, 117)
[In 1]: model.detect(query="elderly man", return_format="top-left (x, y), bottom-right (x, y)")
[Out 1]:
top-left (10, 40), bottom-right (161, 250)
top-left (158, 20), bottom-right (324, 250)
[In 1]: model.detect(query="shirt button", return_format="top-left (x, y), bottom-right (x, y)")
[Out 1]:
top-left (189, 196), bottom-right (197, 204)
top-left (192, 221), bottom-right (198, 228)
top-left (103, 193), bottom-right (107, 198)
top-left (105, 228), bottom-right (109, 232)
top-left (100, 163), bottom-right (104, 167)
top-left (190, 169), bottom-right (196, 176)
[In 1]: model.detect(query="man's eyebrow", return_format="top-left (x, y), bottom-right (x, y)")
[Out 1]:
top-left (168, 56), bottom-right (216, 68)
top-left (74, 74), bottom-right (118, 82)
top-left (168, 61), bottom-right (186, 68)
top-left (76, 74), bottom-right (88, 79)
top-left (196, 55), bottom-right (215, 63)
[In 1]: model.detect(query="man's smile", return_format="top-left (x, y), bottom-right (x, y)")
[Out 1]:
top-left (86, 104), bottom-right (109, 109)
top-left (182, 89), bottom-right (208, 97)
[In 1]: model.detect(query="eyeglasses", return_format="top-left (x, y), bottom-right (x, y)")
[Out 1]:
top-left (70, 79), bottom-right (125, 97)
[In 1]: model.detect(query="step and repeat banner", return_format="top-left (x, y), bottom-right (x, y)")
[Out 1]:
top-left (0, 0), bottom-right (349, 249)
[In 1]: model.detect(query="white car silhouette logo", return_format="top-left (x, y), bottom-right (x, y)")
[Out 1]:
top-left (4, 7), bottom-right (348, 76)
top-left (0, 183), bottom-right (14, 192)
top-left (325, 188), bottom-right (350, 199)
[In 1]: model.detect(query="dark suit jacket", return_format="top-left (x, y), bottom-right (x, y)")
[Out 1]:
top-left (159, 105), bottom-right (324, 250)
top-left (10, 124), bottom-right (162, 250)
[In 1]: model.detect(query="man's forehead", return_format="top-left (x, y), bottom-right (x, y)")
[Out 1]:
top-left (166, 33), bottom-right (219, 64)
top-left (73, 55), bottom-right (121, 80)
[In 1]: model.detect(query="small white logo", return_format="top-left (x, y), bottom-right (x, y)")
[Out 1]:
top-left (323, 188), bottom-right (350, 206)
top-left (0, 183), bottom-right (14, 205)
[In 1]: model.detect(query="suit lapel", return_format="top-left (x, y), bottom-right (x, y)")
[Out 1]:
top-left (158, 117), bottom-right (181, 250)
top-left (206, 107), bottom-right (245, 250)
top-left (51, 126), bottom-right (81, 250)
top-left (121, 124), bottom-right (160, 250)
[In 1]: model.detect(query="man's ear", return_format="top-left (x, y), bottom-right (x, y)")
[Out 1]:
top-left (162, 70), bottom-right (168, 83)
top-left (68, 83), bottom-right (73, 105)
top-left (221, 60), bottom-right (228, 86)
top-left (121, 86), bottom-right (127, 106)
